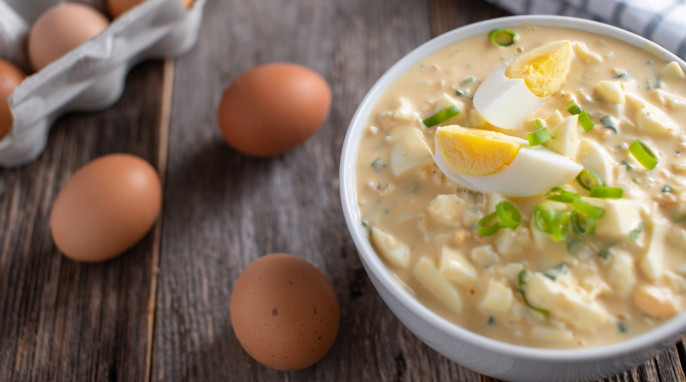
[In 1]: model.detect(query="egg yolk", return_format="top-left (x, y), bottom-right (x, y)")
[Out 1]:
top-left (435, 125), bottom-right (520, 176)
top-left (505, 40), bottom-right (572, 97)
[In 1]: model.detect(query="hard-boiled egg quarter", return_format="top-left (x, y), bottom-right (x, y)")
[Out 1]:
top-left (473, 40), bottom-right (573, 130)
top-left (433, 125), bottom-right (582, 197)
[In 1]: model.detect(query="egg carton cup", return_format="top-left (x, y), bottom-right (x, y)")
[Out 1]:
top-left (0, 0), bottom-right (206, 167)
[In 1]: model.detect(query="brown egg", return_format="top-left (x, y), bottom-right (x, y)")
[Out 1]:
top-left (28, 3), bottom-right (110, 72)
top-left (50, 154), bottom-right (162, 262)
top-left (0, 60), bottom-right (26, 140)
top-left (230, 253), bottom-right (340, 370)
top-left (217, 63), bottom-right (331, 157)
top-left (106, 0), bottom-right (193, 19)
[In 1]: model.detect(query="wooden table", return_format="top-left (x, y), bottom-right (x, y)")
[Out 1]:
top-left (1, 0), bottom-right (685, 380)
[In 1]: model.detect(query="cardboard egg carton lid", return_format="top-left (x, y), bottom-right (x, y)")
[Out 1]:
top-left (0, 0), bottom-right (206, 167)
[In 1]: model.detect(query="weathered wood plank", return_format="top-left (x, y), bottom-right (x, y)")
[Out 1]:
top-left (0, 60), bottom-right (165, 381)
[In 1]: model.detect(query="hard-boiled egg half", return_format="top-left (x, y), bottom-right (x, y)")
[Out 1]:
top-left (473, 40), bottom-right (573, 130)
top-left (433, 125), bottom-right (582, 197)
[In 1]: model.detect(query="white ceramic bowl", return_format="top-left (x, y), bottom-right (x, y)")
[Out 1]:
top-left (339, 15), bottom-right (686, 381)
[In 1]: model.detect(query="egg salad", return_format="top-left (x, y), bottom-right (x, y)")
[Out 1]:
top-left (355, 25), bottom-right (686, 348)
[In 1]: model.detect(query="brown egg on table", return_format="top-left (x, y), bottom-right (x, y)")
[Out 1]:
top-left (0, 59), bottom-right (26, 140)
top-left (49, 154), bottom-right (162, 263)
top-left (106, 0), bottom-right (193, 19)
top-left (217, 63), bottom-right (332, 157)
top-left (230, 253), bottom-right (340, 371)
top-left (28, 3), bottom-right (110, 72)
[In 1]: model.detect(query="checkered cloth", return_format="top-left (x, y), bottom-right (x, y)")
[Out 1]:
top-left (485, 0), bottom-right (686, 59)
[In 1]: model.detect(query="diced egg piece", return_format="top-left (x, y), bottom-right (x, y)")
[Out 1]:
top-left (576, 138), bottom-right (615, 184)
top-left (472, 66), bottom-right (544, 130)
top-left (370, 227), bottom-right (409, 269)
top-left (473, 40), bottom-right (573, 130)
top-left (545, 114), bottom-right (580, 158)
top-left (661, 61), bottom-right (685, 81)
top-left (390, 129), bottom-right (433, 177)
top-left (434, 125), bottom-right (582, 197)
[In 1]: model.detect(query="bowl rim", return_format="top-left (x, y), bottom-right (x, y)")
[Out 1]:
top-left (340, 14), bottom-right (686, 362)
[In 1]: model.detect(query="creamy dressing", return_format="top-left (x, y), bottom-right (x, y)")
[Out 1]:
top-left (355, 26), bottom-right (686, 348)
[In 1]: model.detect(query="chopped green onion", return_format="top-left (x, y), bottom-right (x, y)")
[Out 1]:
top-left (489, 29), bottom-right (517, 47)
top-left (571, 210), bottom-right (596, 236)
top-left (496, 201), bottom-right (521, 229)
top-left (455, 89), bottom-right (464, 96)
top-left (527, 127), bottom-right (552, 146)
top-left (518, 269), bottom-right (529, 287)
top-left (578, 110), bottom-right (594, 132)
top-left (597, 243), bottom-right (615, 260)
top-left (530, 118), bottom-right (546, 130)
top-left (477, 212), bottom-right (501, 236)
top-left (477, 201), bottom-right (522, 236)
top-left (534, 203), bottom-right (555, 233)
top-left (629, 139), bottom-right (659, 170)
top-left (460, 76), bottom-right (476, 86)
top-left (629, 223), bottom-right (643, 243)
top-left (371, 157), bottom-right (386, 172)
top-left (423, 105), bottom-right (460, 127)
top-left (544, 263), bottom-right (569, 280)
top-left (550, 210), bottom-right (570, 242)
top-left (571, 199), bottom-right (604, 219)
top-left (576, 170), bottom-right (604, 191)
top-left (565, 100), bottom-right (582, 115)
top-left (600, 116), bottom-right (618, 133)
top-left (589, 186), bottom-right (623, 199)
top-left (546, 187), bottom-right (580, 204)
top-left (662, 185), bottom-right (672, 193)
top-left (518, 290), bottom-right (550, 319)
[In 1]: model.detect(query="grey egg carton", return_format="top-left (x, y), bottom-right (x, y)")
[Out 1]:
top-left (0, 0), bottom-right (206, 167)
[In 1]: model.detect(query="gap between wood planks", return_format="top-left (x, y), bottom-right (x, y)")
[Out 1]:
top-left (144, 58), bottom-right (174, 382)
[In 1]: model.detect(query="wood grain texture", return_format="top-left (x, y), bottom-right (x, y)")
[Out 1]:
top-left (0, 61), bottom-right (164, 381)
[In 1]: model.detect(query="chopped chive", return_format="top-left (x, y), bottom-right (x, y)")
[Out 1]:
top-left (544, 263), bottom-right (569, 280)
top-left (518, 269), bottom-right (529, 287)
top-left (412, 182), bottom-right (420, 195)
top-left (600, 116), bottom-right (618, 133)
top-left (662, 185), bottom-right (672, 193)
top-left (618, 322), bottom-right (629, 333)
top-left (629, 140), bottom-right (659, 170)
top-left (565, 100), bottom-right (582, 115)
top-left (567, 237), bottom-right (585, 254)
top-left (576, 170), bottom-right (604, 191)
top-left (571, 199), bottom-right (604, 219)
top-left (621, 160), bottom-right (634, 171)
top-left (629, 223), bottom-right (643, 242)
top-left (527, 127), bottom-right (552, 146)
top-left (571, 210), bottom-right (596, 236)
top-left (578, 110), bottom-right (594, 132)
top-left (423, 105), bottom-right (460, 127)
top-left (613, 72), bottom-right (628, 79)
top-left (589, 186), bottom-right (623, 199)
top-left (489, 29), bottom-right (518, 47)
top-left (371, 157), bottom-right (386, 172)
top-left (460, 76), bottom-right (476, 86)
top-left (598, 248), bottom-right (610, 260)
top-left (673, 211), bottom-right (686, 223)
top-left (518, 290), bottom-right (550, 319)
top-left (487, 316), bottom-right (496, 325)
top-left (455, 89), bottom-right (464, 96)
top-left (546, 187), bottom-right (581, 204)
